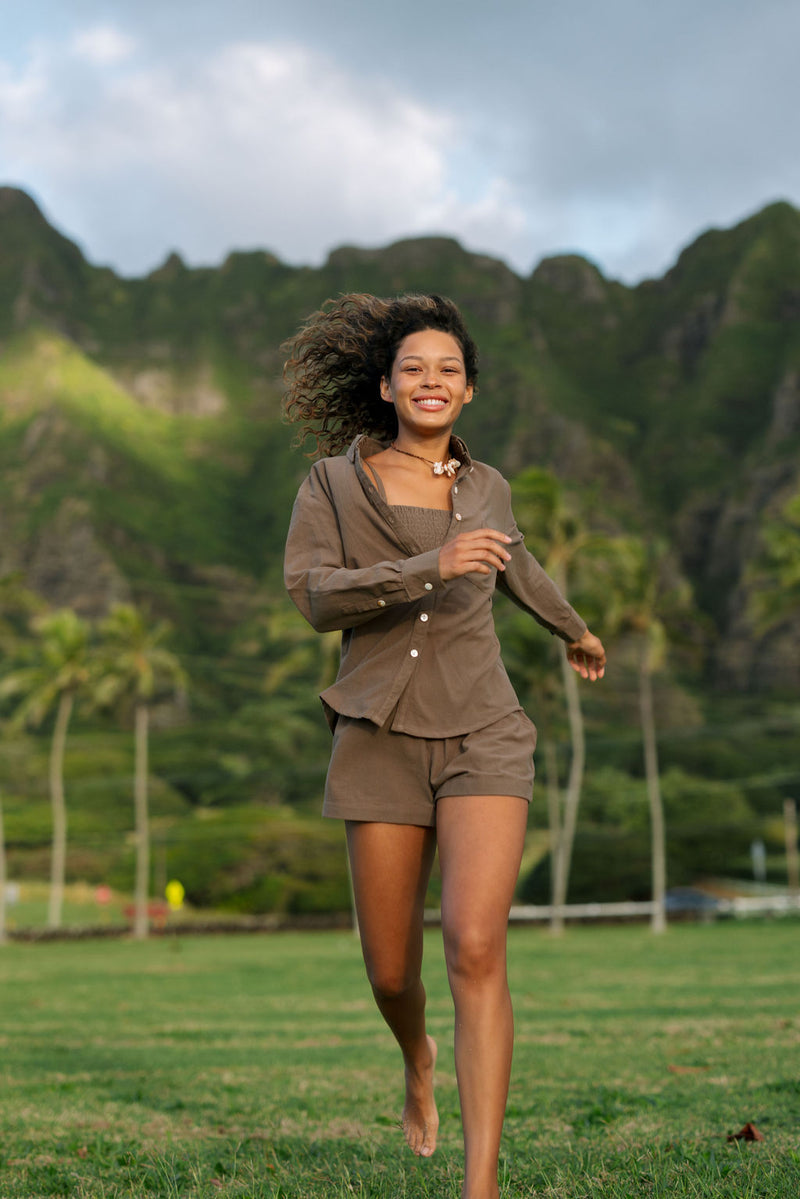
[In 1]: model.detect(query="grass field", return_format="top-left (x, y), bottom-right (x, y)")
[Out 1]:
top-left (1, 921), bottom-right (799, 1198)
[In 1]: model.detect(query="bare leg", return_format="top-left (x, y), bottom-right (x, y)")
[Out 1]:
top-left (437, 795), bottom-right (528, 1199)
top-left (345, 820), bottom-right (439, 1156)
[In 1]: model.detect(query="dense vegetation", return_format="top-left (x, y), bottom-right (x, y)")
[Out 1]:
top-left (1, 186), bottom-right (799, 916)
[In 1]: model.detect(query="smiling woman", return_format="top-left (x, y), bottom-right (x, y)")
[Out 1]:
top-left (283, 293), bottom-right (479, 456)
top-left (282, 292), bottom-right (606, 1199)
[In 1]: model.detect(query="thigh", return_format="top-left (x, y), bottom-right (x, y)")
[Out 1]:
top-left (436, 796), bottom-right (528, 948)
top-left (346, 821), bottom-right (437, 985)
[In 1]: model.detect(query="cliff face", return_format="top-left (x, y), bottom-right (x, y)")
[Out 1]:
top-left (1, 186), bottom-right (798, 689)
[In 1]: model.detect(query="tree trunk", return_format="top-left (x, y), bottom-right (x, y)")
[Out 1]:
top-left (48, 690), bottom-right (73, 929)
top-left (640, 641), bottom-right (667, 933)
top-left (133, 702), bottom-right (150, 940)
top-left (551, 644), bottom-right (585, 925)
top-left (784, 799), bottom-right (799, 896)
top-left (0, 790), bottom-right (7, 945)
top-left (542, 736), bottom-right (565, 934)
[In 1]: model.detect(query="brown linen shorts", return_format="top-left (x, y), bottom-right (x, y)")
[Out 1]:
top-left (323, 709), bottom-right (537, 826)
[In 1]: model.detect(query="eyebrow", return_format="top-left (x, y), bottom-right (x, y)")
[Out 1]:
top-left (397, 354), bottom-right (463, 365)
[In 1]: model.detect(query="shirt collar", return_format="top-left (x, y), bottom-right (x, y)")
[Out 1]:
top-left (348, 433), bottom-right (473, 475)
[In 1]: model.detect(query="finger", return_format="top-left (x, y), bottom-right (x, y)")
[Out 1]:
top-left (449, 546), bottom-right (511, 572)
top-left (460, 530), bottom-right (513, 555)
top-left (470, 528), bottom-right (513, 543)
top-left (462, 539), bottom-right (512, 566)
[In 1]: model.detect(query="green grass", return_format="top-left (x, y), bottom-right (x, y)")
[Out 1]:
top-left (1, 922), bottom-right (799, 1197)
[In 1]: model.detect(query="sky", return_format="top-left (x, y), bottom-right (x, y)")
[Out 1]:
top-left (1, 0), bottom-right (799, 283)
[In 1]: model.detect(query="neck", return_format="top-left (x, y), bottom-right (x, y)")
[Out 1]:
top-left (393, 433), bottom-right (453, 460)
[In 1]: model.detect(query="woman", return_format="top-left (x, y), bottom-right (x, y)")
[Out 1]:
top-left (283, 293), bottom-right (605, 1199)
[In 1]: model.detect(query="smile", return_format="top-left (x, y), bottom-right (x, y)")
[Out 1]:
top-left (413, 397), bottom-right (448, 410)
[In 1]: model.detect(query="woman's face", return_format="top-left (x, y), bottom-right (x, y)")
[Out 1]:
top-left (380, 328), bottom-right (473, 437)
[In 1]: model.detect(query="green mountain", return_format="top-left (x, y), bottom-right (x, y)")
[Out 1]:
top-left (3, 185), bottom-right (800, 911)
top-left (1, 185), bottom-right (799, 693)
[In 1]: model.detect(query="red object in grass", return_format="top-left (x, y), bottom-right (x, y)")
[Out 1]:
top-left (727, 1123), bottom-right (764, 1142)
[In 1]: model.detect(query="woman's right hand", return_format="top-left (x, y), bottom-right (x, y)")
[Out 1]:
top-left (438, 529), bottom-right (513, 581)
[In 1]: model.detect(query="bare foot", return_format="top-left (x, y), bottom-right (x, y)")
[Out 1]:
top-left (402, 1034), bottom-right (438, 1157)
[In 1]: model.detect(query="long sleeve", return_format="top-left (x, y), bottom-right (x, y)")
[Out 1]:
top-left (283, 437), bottom-right (589, 737)
top-left (284, 463), bottom-right (444, 633)
top-left (494, 481), bottom-right (587, 643)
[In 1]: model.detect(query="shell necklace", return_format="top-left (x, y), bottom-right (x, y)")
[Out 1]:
top-left (389, 442), bottom-right (461, 478)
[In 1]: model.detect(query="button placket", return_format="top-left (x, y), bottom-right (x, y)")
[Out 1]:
top-left (408, 593), bottom-right (434, 661)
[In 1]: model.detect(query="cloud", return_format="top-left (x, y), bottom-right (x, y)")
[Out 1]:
top-left (0, 28), bottom-right (531, 275)
top-left (2, 3), bottom-right (799, 283)
top-left (71, 26), bottom-right (137, 66)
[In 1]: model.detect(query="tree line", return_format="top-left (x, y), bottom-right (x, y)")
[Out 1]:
top-left (2, 473), bottom-right (797, 941)
top-left (0, 586), bottom-right (184, 940)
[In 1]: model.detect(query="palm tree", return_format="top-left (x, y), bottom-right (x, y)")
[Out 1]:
top-left (604, 536), bottom-right (692, 934)
top-left (1, 575), bottom-right (45, 944)
top-left (509, 468), bottom-right (605, 932)
top-left (748, 491), bottom-right (800, 634)
top-left (0, 777), bottom-right (7, 945)
top-left (0, 609), bottom-right (92, 928)
top-left (94, 604), bottom-right (186, 940)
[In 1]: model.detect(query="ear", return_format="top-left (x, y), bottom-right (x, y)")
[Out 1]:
top-left (379, 376), bottom-right (393, 404)
top-left (463, 383), bottom-right (474, 405)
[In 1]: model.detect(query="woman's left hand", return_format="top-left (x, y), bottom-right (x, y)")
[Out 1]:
top-left (566, 630), bottom-right (606, 681)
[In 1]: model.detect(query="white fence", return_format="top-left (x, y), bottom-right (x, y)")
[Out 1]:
top-left (423, 893), bottom-right (800, 924)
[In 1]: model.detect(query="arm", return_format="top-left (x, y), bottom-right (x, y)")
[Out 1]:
top-left (495, 531), bottom-right (587, 642)
top-left (494, 480), bottom-right (606, 679)
top-left (284, 466), bottom-right (444, 633)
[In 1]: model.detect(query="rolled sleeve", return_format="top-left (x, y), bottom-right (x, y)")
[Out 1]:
top-left (400, 548), bottom-right (443, 599)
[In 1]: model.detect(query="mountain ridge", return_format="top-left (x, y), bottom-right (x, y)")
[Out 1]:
top-left (1, 185), bottom-right (799, 690)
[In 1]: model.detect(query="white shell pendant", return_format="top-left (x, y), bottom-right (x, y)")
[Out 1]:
top-left (433, 458), bottom-right (461, 478)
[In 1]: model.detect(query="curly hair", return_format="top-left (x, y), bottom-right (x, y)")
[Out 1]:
top-left (283, 293), bottom-right (479, 456)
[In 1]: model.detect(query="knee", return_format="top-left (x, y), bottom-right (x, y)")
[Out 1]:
top-left (443, 923), bottom-right (505, 985)
top-left (367, 962), bottom-right (419, 1003)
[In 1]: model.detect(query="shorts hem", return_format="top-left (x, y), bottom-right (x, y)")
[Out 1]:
top-left (322, 805), bottom-right (436, 827)
top-left (436, 776), bottom-right (533, 802)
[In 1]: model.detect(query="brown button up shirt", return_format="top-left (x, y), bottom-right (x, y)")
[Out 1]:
top-left (284, 435), bottom-right (587, 737)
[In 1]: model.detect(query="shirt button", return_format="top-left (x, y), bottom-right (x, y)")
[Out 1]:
top-left (377, 599), bottom-right (386, 607)
top-left (419, 613), bottom-right (429, 622)
top-left (455, 513), bottom-right (462, 521)
top-left (453, 486), bottom-right (458, 495)
top-left (424, 582), bottom-right (433, 591)
top-left (410, 649), bottom-right (419, 658)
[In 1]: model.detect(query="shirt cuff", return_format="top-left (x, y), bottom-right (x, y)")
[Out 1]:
top-left (400, 548), bottom-right (444, 599)
top-left (558, 613), bottom-right (588, 643)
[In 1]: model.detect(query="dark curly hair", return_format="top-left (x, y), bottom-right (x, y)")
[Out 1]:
top-left (283, 293), bottom-right (479, 456)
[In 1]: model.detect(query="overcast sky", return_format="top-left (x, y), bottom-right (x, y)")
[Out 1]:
top-left (2, 0), bottom-right (798, 283)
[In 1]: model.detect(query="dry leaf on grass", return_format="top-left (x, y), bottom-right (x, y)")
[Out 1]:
top-left (667, 1064), bottom-right (710, 1074)
top-left (727, 1122), bottom-right (764, 1142)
